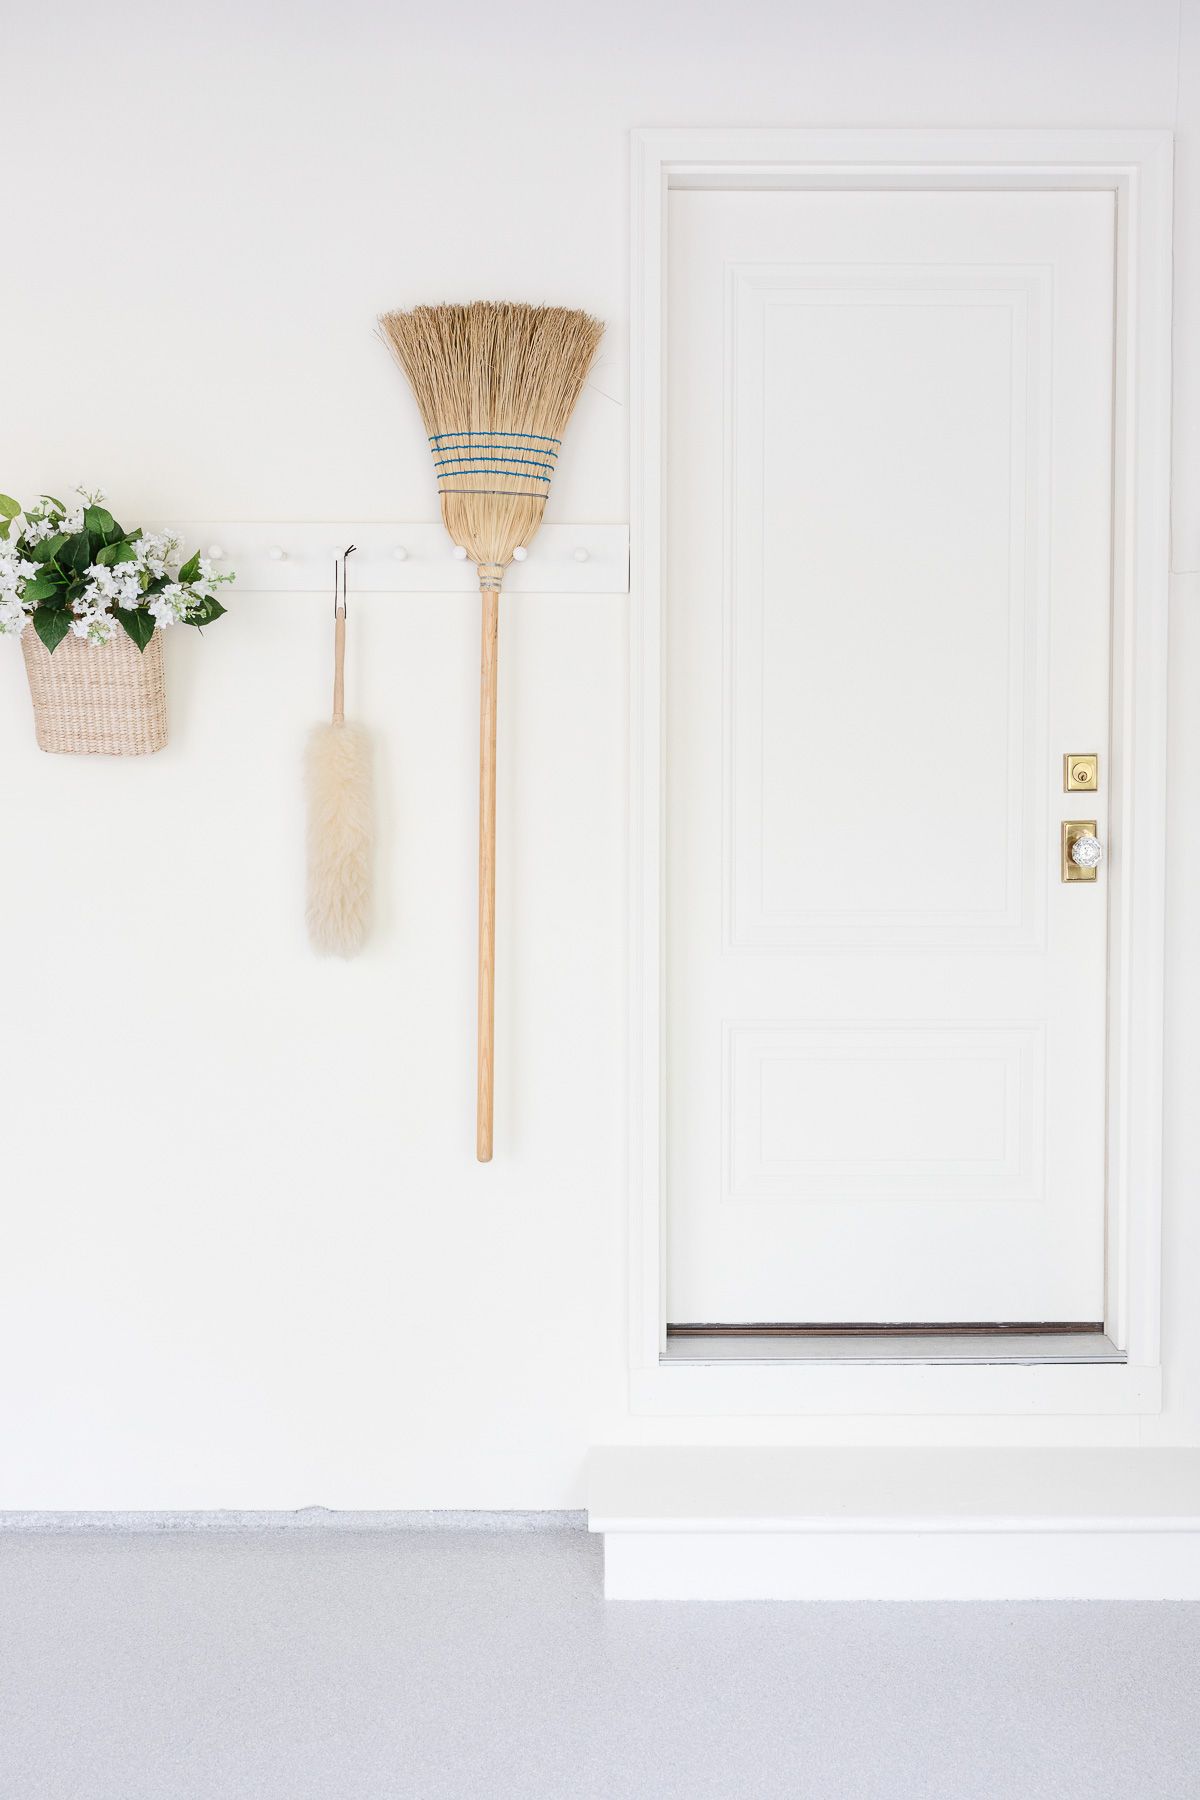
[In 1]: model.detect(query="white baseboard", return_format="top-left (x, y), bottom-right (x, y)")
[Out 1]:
top-left (602, 1527), bottom-right (1200, 1600)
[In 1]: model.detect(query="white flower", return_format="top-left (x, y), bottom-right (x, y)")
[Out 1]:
top-left (84, 564), bottom-right (120, 599)
top-left (0, 598), bottom-right (27, 636)
top-left (77, 563), bottom-right (142, 614)
top-left (148, 582), bottom-right (190, 628)
top-left (137, 531), bottom-right (176, 581)
top-left (0, 552), bottom-right (37, 594)
top-left (69, 610), bottom-right (116, 645)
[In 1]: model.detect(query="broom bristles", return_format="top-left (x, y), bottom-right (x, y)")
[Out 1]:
top-left (306, 721), bottom-right (373, 957)
top-left (378, 302), bottom-right (603, 583)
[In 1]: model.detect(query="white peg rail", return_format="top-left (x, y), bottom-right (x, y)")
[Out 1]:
top-left (149, 523), bottom-right (629, 594)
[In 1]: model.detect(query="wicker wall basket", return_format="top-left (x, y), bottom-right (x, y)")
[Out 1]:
top-left (21, 625), bottom-right (167, 756)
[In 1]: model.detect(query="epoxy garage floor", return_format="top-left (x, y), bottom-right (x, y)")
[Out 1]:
top-left (2, 1527), bottom-right (1199, 1800)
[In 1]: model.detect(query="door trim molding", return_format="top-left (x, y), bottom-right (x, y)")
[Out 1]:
top-left (627, 127), bottom-right (1172, 1417)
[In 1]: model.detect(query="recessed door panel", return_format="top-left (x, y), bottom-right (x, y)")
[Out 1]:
top-left (666, 189), bottom-right (1113, 1324)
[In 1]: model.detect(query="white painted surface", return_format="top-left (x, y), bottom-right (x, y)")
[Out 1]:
top-left (628, 1358), bottom-right (1161, 1416)
top-left (602, 1529), bottom-right (1200, 1600)
top-left (631, 131), bottom-right (1171, 1424)
top-left (143, 524), bottom-right (630, 595)
top-left (591, 1446), bottom-right (1200, 1597)
top-left (588, 1445), bottom-right (1200, 1528)
top-left (1, 0), bottom-right (1200, 1509)
top-left (666, 188), bottom-right (1114, 1325)
top-left (632, 127), bottom-right (1171, 1417)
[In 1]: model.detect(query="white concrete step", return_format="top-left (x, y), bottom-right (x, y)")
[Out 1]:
top-left (587, 1447), bottom-right (1200, 1599)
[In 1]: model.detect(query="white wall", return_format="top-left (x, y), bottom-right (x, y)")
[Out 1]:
top-left (1, 0), bottom-right (1197, 1508)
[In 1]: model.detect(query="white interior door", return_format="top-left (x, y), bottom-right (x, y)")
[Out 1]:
top-left (665, 188), bottom-right (1114, 1326)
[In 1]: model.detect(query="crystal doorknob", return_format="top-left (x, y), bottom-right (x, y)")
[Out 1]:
top-left (1062, 821), bottom-right (1103, 882)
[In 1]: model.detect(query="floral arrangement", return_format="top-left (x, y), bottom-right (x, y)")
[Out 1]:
top-left (0, 489), bottom-right (232, 652)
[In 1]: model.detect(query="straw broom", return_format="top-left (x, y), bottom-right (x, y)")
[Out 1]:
top-left (378, 302), bottom-right (603, 1161)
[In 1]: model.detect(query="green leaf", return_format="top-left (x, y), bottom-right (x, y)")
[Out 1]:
top-left (33, 607), bottom-right (73, 653)
top-left (177, 550), bottom-right (202, 584)
top-left (30, 533), bottom-right (68, 564)
top-left (83, 503), bottom-right (122, 549)
top-left (61, 532), bottom-right (92, 576)
top-left (38, 494), bottom-right (66, 512)
top-left (184, 595), bottom-right (227, 627)
top-left (141, 572), bottom-right (168, 596)
top-left (114, 606), bottom-right (155, 652)
top-left (0, 494), bottom-right (20, 519)
top-left (95, 538), bottom-right (139, 567)
top-left (22, 570), bottom-right (65, 602)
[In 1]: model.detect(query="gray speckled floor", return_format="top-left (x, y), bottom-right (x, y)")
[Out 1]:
top-left (2, 1528), bottom-right (1198, 1800)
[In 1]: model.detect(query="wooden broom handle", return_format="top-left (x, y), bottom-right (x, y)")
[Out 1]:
top-left (477, 588), bottom-right (499, 1162)
top-left (332, 610), bottom-right (346, 725)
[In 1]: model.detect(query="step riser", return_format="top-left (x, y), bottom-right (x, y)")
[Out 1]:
top-left (603, 1529), bottom-right (1200, 1601)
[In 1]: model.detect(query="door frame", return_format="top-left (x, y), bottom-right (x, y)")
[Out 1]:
top-left (627, 127), bottom-right (1172, 1418)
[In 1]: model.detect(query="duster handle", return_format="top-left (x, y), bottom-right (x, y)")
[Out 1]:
top-left (477, 588), bottom-right (499, 1162)
top-left (332, 612), bottom-right (346, 725)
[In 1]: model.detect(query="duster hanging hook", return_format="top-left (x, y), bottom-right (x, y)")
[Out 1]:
top-left (333, 543), bottom-right (357, 615)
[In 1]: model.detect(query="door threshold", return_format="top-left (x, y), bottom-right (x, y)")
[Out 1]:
top-left (662, 1330), bottom-right (1125, 1365)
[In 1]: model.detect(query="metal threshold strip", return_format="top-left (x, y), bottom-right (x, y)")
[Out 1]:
top-left (663, 1322), bottom-right (1125, 1365)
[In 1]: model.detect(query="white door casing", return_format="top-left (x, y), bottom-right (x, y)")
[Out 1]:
top-left (666, 188), bottom-right (1112, 1327)
top-left (627, 130), bottom-right (1171, 1418)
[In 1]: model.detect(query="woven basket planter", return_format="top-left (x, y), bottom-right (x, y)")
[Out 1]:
top-left (21, 625), bottom-right (167, 756)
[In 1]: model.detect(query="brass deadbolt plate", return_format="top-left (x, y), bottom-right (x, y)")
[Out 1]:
top-left (1064, 753), bottom-right (1099, 792)
top-left (1062, 819), bottom-right (1100, 882)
